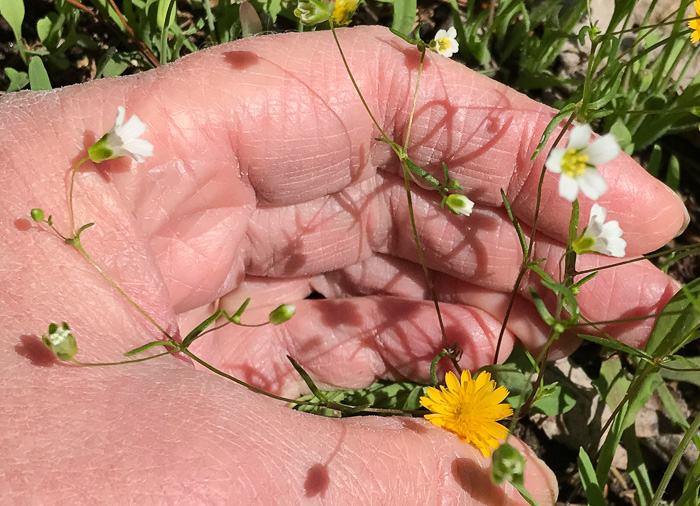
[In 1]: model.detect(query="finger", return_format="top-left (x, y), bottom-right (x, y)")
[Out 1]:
top-left (187, 297), bottom-right (517, 397)
top-left (1, 27), bottom-right (684, 315)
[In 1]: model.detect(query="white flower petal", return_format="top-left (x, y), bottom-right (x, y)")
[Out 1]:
top-left (578, 168), bottom-right (608, 200)
top-left (558, 174), bottom-right (580, 202)
top-left (435, 28), bottom-right (449, 40)
top-left (567, 124), bottom-right (592, 150)
top-left (604, 237), bottom-right (627, 257)
top-left (600, 220), bottom-right (623, 240)
top-left (115, 106), bottom-right (126, 127)
top-left (585, 134), bottom-right (621, 165)
top-left (589, 203), bottom-right (606, 220)
top-left (545, 148), bottom-right (566, 173)
top-left (446, 27), bottom-right (457, 38)
top-left (118, 115), bottom-right (147, 141)
top-left (578, 204), bottom-right (626, 257)
top-left (125, 139), bottom-right (154, 161)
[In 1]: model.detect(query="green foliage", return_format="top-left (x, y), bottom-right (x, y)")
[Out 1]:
top-left (294, 379), bottom-right (427, 416)
top-left (28, 56), bottom-right (52, 90)
top-left (0, 0), bottom-right (24, 44)
top-left (391, 0), bottom-right (416, 36)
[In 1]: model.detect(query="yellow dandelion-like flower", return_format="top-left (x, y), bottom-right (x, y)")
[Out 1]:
top-left (420, 370), bottom-right (513, 458)
top-left (690, 0), bottom-right (700, 44)
top-left (331, 0), bottom-right (359, 26)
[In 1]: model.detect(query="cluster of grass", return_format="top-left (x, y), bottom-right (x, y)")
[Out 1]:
top-left (2, 0), bottom-right (700, 504)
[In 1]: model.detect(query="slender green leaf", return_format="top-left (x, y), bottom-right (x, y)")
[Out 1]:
top-left (647, 144), bottom-right (662, 177)
top-left (287, 355), bottom-right (329, 401)
top-left (657, 382), bottom-right (700, 450)
top-left (665, 154), bottom-right (680, 191)
top-left (124, 340), bottom-right (177, 356)
top-left (578, 447), bottom-right (606, 506)
top-left (577, 334), bottom-right (654, 362)
top-left (645, 277), bottom-right (700, 359)
top-left (501, 190), bottom-right (527, 256)
top-left (622, 426), bottom-right (654, 505)
top-left (157, 0), bottom-right (177, 29)
top-left (529, 288), bottom-right (556, 327)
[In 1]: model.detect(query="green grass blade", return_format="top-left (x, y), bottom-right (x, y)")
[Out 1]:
top-left (578, 447), bottom-right (607, 506)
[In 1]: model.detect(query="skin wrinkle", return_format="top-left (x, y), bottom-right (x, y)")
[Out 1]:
top-left (2, 27), bottom-right (686, 505)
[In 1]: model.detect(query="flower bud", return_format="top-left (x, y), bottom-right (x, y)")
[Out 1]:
top-left (491, 443), bottom-right (526, 486)
top-left (268, 304), bottom-right (296, 325)
top-left (30, 208), bottom-right (45, 222)
top-left (87, 136), bottom-right (115, 163)
top-left (42, 322), bottom-right (78, 361)
top-left (294, 0), bottom-right (332, 26)
top-left (445, 193), bottom-right (474, 216)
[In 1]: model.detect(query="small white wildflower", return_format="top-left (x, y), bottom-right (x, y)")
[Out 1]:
top-left (88, 106), bottom-right (154, 163)
top-left (545, 124), bottom-right (620, 202)
top-left (445, 193), bottom-right (474, 216)
top-left (572, 203), bottom-right (626, 258)
top-left (42, 322), bottom-right (78, 361)
top-left (433, 27), bottom-right (459, 58)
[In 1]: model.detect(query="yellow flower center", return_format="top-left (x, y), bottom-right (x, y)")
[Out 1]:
top-left (437, 38), bottom-right (451, 53)
top-left (561, 148), bottom-right (589, 177)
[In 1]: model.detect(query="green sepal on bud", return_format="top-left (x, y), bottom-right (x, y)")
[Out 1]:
top-left (87, 134), bottom-right (116, 163)
top-left (42, 322), bottom-right (78, 361)
top-left (30, 208), bottom-right (45, 222)
top-left (268, 304), bottom-right (296, 325)
top-left (444, 193), bottom-right (475, 216)
top-left (294, 0), bottom-right (333, 26)
top-left (571, 231), bottom-right (595, 255)
top-left (491, 443), bottom-right (526, 486)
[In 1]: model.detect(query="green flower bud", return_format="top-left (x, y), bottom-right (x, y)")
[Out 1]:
top-left (268, 304), bottom-right (296, 325)
top-left (42, 322), bottom-right (78, 361)
top-left (445, 193), bottom-right (475, 216)
top-left (30, 208), bottom-right (45, 222)
top-left (294, 0), bottom-right (332, 26)
top-left (491, 443), bottom-right (526, 486)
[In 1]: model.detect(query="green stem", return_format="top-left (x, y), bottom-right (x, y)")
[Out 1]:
top-left (400, 161), bottom-right (457, 371)
top-left (329, 22), bottom-right (389, 141)
top-left (575, 244), bottom-right (700, 275)
top-left (70, 349), bottom-right (177, 366)
top-left (68, 156), bottom-right (90, 235)
top-left (493, 114), bottom-right (575, 364)
top-left (649, 411), bottom-right (700, 506)
top-left (403, 47), bottom-right (426, 150)
top-left (73, 242), bottom-right (172, 339)
top-left (182, 348), bottom-right (419, 415)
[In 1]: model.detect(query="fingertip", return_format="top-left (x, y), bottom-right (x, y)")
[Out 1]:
top-left (594, 151), bottom-right (686, 255)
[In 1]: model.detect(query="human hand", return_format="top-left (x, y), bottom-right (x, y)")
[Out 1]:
top-left (1, 26), bottom-right (686, 504)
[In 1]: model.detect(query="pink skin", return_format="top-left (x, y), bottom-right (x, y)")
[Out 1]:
top-left (0, 26), bottom-right (686, 504)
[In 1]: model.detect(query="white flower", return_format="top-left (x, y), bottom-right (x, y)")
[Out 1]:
top-left (545, 124), bottom-right (620, 202)
top-left (41, 322), bottom-right (78, 361)
top-left (444, 193), bottom-right (474, 216)
top-left (433, 27), bottom-right (459, 58)
top-left (572, 203), bottom-right (626, 257)
top-left (88, 106), bottom-right (154, 163)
